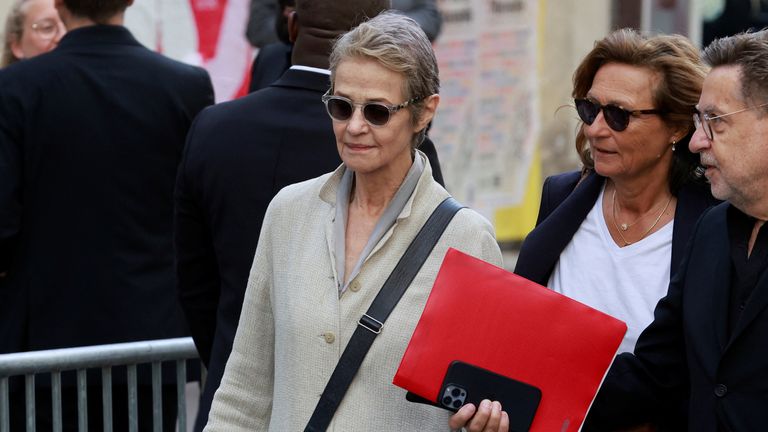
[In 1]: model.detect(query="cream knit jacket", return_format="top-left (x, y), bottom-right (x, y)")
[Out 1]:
top-left (205, 157), bottom-right (503, 431)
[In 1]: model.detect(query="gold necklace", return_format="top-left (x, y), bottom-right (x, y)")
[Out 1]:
top-left (612, 189), bottom-right (669, 231)
top-left (611, 189), bottom-right (673, 246)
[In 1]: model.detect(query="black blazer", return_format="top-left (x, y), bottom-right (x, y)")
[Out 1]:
top-left (585, 202), bottom-right (768, 431)
top-left (0, 25), bottom-right (214, 354)
top-left (514, 171), bottom-right (718, 285)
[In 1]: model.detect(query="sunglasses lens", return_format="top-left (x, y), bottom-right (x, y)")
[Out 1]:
top-left (602, 105), bottom-right (630, 131)
top-left (327, 98), bottom-right (353, 121)
top-left (363, 104), bottom-right (391, 126)
top-left (575, 99), bottom-right (598, 125)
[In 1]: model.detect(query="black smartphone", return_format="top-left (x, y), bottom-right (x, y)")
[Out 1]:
top-left (406, 360), bottom-right (541, 432)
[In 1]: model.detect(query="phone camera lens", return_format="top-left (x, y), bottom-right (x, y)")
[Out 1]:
top-left (452, 400), bottom-right (462, 409)
top-left (451, 388), bottom-right (461, 397)
top-left (442, 396), bottom-right (452, 405)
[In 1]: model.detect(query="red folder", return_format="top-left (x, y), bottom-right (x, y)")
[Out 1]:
top-left (393, 248), bottom-right (627, 431)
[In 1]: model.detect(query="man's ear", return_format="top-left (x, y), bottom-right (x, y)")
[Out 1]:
top-left (287, 11), bottom-right (298, 44)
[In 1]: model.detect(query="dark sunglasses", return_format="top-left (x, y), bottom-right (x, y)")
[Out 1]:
top-left (574, 98), bottom-right (663, 132)
top-left (321, 91), bottom-right (424, 127)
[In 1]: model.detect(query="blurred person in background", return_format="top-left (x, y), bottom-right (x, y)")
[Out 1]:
top-left (391, 0), bottom-right (442, 43)
top-left (451, 29), bottom-right (718, 432)
top-left (203, 11), bottom-right (501, 431)
top-left (247, 0), bottom-right (293, 92)
top-left (1, 0), bottom-right (65, 67)
top-left (246, 0), bottom-right (443, 49)
top-left (0, 0), bottom-right (213, 427)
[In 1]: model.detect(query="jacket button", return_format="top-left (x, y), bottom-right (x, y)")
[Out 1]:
top-left (714, 384), bottom-right (728, 397)
top-left (349, 281), bottom-right (361, 292)
top-left (323, 332), bottom-right (335, 344)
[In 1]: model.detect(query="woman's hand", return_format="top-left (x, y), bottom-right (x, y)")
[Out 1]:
top-left (448, 399), bottom-right (509, 432)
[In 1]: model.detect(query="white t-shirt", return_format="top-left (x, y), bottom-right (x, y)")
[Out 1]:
top-left (548, 185), bottom-right (673, 354)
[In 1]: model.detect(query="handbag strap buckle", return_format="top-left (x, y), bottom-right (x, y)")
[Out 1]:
top-left (358, 314), bottom-right (383, 334)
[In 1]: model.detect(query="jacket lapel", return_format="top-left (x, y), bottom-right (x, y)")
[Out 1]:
top-left (514, 172), bottom-right (603, 285)
top-left (702, 205), bottom-right (732, 351)
top-left (728, 257), bottom-right (768, 347)
top-left (672, 182), bottom-right (719, 274)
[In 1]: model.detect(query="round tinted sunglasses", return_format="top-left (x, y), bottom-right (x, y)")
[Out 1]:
top-left (574, 98), bottom-right (663, 132)
top-left (321, 91), bottom-right (424, 127)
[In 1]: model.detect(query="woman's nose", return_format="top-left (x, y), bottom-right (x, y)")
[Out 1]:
top-left (346, 106), bottom-right (369, 135)
top-left (582, 110), bottom-right (611, 138)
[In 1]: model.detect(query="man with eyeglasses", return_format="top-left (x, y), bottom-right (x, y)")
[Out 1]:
top-left (582, 30), bottom-right (768, 432)
top-left (0, 0), bottom-right (213, 429)
top-left (2, 0), bottom-right (65, 66)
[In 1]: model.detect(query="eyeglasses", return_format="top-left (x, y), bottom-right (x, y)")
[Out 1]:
top-left (321, 91), bottom-right (423, 127)
top-left (574, 98), bottom-right (663, 132)
top-left (31, 18), bottom-right (62, 40)
top-left (693, 102), bottom-right (768, 141)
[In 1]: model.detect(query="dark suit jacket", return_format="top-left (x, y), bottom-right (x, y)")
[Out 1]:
top-left (514, 170), bottom-right (718, 286)
top-left (585, 202), bottom-right (768, 431)
top-left (0, 25), bottom-right (214, 355)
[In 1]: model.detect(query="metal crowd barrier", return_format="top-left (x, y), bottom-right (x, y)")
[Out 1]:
top-left (0, 338), bottom-right (200, 432)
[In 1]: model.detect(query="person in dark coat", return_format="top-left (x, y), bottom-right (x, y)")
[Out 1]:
top-left (0, 0), bottom-right (214, 428)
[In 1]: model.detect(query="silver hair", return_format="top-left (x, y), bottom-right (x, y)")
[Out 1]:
top-left (703, 29), bottom-right (768, 113)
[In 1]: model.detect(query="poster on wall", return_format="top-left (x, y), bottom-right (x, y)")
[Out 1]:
top-left (433, 0), bottom-right (539, 241)
top-left (125, 0), bottom-right (253, 102)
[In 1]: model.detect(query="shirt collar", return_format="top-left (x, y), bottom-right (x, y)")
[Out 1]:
top-left (290, 65), bottom-right (331, 75)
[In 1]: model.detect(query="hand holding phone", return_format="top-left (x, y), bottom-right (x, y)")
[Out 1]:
top-left (449, 399), bottom-right (510, 432)
top-left (407, 360), bottom-right (541, 431)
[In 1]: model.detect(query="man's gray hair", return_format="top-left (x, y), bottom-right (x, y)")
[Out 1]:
top-left (703, 29), bottom-right (768, 112)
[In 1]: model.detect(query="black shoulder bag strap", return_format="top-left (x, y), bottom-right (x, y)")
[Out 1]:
top-left (304, 197), bottom-right (464, 432)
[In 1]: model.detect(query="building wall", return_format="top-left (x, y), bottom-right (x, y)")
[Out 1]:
top-left (538, 0), bottom-right (611, 178)
top-left (0, 0), bottom-right (13, 43)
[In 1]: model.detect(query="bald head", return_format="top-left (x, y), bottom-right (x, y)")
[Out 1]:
top-left (290, 0), bottom-right (390, 69)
